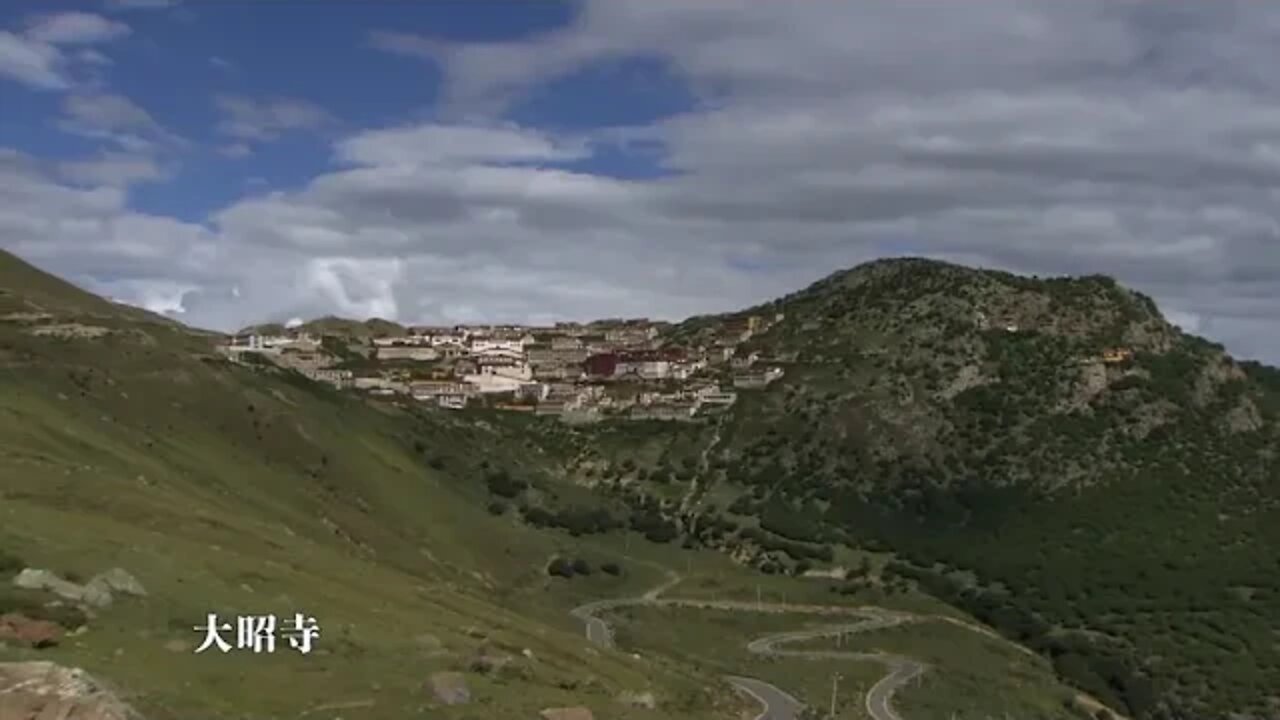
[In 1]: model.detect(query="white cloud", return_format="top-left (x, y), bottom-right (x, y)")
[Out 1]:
top-left (0, 149), bottom-right (215, 282)
top-left (77, 48), bottom-right (112, 66)
top-left (213, 94), bottom-right (332, 142)
top-left (0, 12), bottom-right (129, 90)
top-left (58, 151), bottom-right (166, 187)
top-left (0, 30), bottom-right (68, 89)
top-left (5, 0), bottom-right (1280, 364)
top-left (26, 12), bottom-right (130, 45)
top-left (219, 143), bottom-right (253, 159)
top-left (302, 257), bottom-right (404, 320)
top-left (62, 93), bottom-right (157, 133)
top-left (334, 124), bottom-right (589, 167)
top-left (57, 93), bottom-right (183, 158)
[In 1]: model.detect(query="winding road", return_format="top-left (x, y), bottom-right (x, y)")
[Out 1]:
top-left (570, 571), bottom-right (929, 720)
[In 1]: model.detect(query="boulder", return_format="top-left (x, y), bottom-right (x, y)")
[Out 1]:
top-left (0, 661), bottom-right (142, 720)
top-left (426, 671), bottom-right (470, 705)
top-left (12, 568), bottom-right (144, 610)
top-left (539, 708), bottom-right (594, 720)
top-left (11, 569), bottom-right (86, 603)
top-left (79, 582), bottom-right (115, 609)
top-left (468, 652), bottom-right (511, 674)
top-left (87, 569), bottom-right (147, 597)
top-left (616, 690), bottom-right (657, 709)
top-left (0, 614), bottom-right (63, 648)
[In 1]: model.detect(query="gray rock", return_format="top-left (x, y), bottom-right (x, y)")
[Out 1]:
top-left (468, 652), bottom-right (510, 674)
top-left (12, 569), bottom-right (86, 603)
top-left (78, 581), bottom-right (114, 609)
top-left (15, 568), bottom-right (145, 610)
top-left (88, 568), bottom-right (147, 597)
top-left (540, 708), bottom-right (594, 720)
top-left (616, 690), bottom-right (657, 709)
top-left (426, 671), bottom-right (470, 705)
top-left (0, 661), bottom-right (144, 719)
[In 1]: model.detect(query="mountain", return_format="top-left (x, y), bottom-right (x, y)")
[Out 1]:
top-left (6, 248), bottom-right (1277, 720)
top-left (0, 249), bottom-right (738, 719)
top-left (523, 258), bottom-right (1280, 720)
top-left (239, 315), bottom-right (408, 339)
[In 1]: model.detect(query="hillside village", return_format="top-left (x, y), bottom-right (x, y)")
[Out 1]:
top-left (217, 314), bottom-right (787, 421)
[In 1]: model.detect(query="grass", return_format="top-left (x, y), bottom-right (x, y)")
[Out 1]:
top-left (606, 605), bottom-right (888, 718)
top-left (0, 262), bottom-right (735, 719)
top-left (603, 602), bottom-right (1083, 720)
top-left (789, 622), bottom-right (1080, 720)
top-left (0, 250), bottom-right (1107, 719)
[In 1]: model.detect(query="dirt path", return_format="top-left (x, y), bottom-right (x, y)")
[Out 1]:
top-left (679, 418), bottom-right (726, 534)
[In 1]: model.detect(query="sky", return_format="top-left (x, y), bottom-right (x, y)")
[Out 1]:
top-left (1, 1), bottom-right (1278, 363)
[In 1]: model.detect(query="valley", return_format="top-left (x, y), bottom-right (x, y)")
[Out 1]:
top-left (2, 249), bottom-right (1277, 720)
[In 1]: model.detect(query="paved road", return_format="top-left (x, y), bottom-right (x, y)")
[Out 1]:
top-left (865, 660), bottom-right (925, 720)
top-left (570, 574), bottom-right (930, 720)
top-left (725, 675), bottom-right (804, 720)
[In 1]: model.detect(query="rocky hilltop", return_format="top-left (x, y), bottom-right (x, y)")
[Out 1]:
top-left (531, 258), bottom-right (1280, 720)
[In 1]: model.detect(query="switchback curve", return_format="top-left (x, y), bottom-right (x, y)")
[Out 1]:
top-left (571, 573), bottom-right (929, 720)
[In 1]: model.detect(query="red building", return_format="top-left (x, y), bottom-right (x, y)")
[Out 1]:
top-left (582, 352), bottom-right (619, 378)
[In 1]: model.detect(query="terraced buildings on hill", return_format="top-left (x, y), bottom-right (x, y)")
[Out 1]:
top-left (516, 259), bottom-right (1280, 720)
top-left (218, 312), bottom-right (788, 421)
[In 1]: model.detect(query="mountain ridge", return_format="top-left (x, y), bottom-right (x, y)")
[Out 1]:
top-left (4, 246), bottom-right (1279, 719)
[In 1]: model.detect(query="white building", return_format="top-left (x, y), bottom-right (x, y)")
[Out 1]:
top-left (669, 359), bottom-right (707, 380)
top-left (377, 345), bottom-right (440, 361)
top-left (409, 381), bottom-right (470, 401)
top-left (470, 338), bottom-right (528, 354)
top-left (429, 333), bottom-right (467, 348)
top-left (232, 333), bottom-right (294, 350)
top-left (462, 374), bottom-right (526, 394)
top-left (478, 357), bottom-right (533, 381)
top-left (354, 377), bottom-right (407, 394)
top-left (436, 393), bottom-right (469, 410)
top-left (695, 386), bottom-right (738, 405)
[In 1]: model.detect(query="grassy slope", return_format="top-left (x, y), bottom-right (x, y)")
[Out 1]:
top-left (612, 606), bottom-right (1080, 720)
top-left (515, 259), bottom-right (1280, 720)
top-left (670, 261), bottom-right (1280, 720)
top-left (0, 251), bottom-right (1143, 720)
top-left (0, 250), bottom-right (730, 719)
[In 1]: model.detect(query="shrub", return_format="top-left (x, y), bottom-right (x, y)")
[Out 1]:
top-left (487, 502), bottom-right (506, 516)
top-left (546, 558), bottom-right (574, 578)
top-left (0, 549), bottom-right (22, 577)
top-left (485, 469), bottom-right (528, 498)
top-left (601, 562), bottom-right (622, 576)
top-left (571, 558), bottom-right (592, 575)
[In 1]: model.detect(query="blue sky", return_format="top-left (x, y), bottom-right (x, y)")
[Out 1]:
top-left (1, 0), bottom-right (689, 219)
top-left (1, 0), bottom-right (1279, 362)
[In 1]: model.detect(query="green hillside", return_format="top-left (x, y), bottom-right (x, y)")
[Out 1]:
top-left (527, 259), bottom-right (1280, 720)
top-left (0, 249), bottom-right (731, 719)
top-left (7, 249), bottom-right (1271, 720)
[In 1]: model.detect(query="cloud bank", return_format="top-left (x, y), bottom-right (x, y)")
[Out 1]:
top-left (2, 0), bottom-right (1279, 362)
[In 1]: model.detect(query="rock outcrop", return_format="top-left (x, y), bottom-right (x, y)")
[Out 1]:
top-left (0, 661), bottom-right (142, 720)
top-left (616, 690), bottom-right (657, 709)
top-left (11, 568), bottom-right (146, 609)
top-left (539, 708), bottom-right (594, 720)
top-left (425, 671), bottom-right (470, 705)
